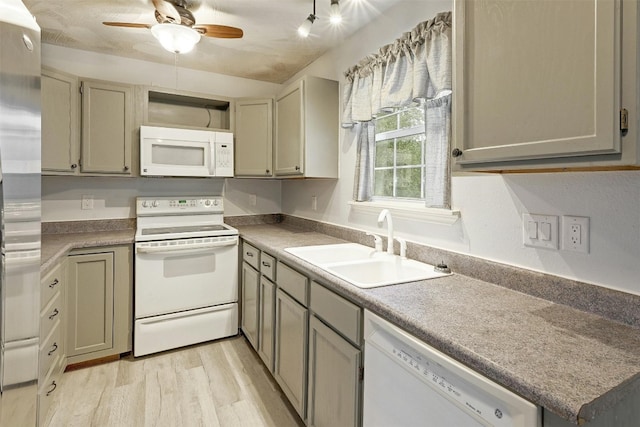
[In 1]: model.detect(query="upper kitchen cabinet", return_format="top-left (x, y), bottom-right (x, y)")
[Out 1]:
top-left (80, 79), bottom-right (134, 175)
top-left (452, 0), bottom-right (640, 171)
top-left (138, 86), bottom-right (232, 131)
top-left (235, 98), bottom-right (273, 177)
top-left (275, 76), bottom-right (339, 178)
top-left (41, 68), bottom-right (80, 174)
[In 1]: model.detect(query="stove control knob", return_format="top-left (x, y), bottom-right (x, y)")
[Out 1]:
top-left (204, 199), bottom-right (212, 207)
top-left (142, 201), bottom-right (149, 208)
top-left (152, 200), bottom-right (159, 208)
top-left (213, 199), bottom-right (219, 206)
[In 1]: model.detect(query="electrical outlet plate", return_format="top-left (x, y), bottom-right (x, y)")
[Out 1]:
top-left (311, 196), bottom-right (318, 211)
top-left (523, 213), bottom-right (558, 249)
top-left (81, 194), bottom-right (94, 210)
top-left (561, 216), bottom-right (589, 253)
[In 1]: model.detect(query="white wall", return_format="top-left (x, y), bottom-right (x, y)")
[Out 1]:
top-left (281, 0), bottom-right (640, 296)
top-left (41, 177), bottom-right (281, 222)
top-left (41, 46), bottom-right (282, 221)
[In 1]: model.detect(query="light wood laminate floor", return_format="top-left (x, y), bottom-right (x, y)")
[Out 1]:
top-left (46, 336), bottom-right (304, 427)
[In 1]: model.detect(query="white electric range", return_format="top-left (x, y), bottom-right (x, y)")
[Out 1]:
top-left (134, 196), bottom-right (239, 357)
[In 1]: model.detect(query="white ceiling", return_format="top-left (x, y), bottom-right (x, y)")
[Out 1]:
top-left (23, 0), bottom-right (401, 84)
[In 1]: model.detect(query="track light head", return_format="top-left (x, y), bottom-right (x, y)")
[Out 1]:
top-left (298, 13), bottom-right (317, 37)
top-left (330, 0), bottom-right (342, 24)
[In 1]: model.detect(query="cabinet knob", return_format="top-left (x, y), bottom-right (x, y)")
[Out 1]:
top-left (123, 165), bottom-right (130, 171)
top-left (49, 308), bottom-right (59, 320)
top-left (262, 261), bottom-right (271, 268)
top-left (266, 169), bottom-right (270, 174)
top-left (451, 148), bottom-right (463, 158)
top-left (49, 278), bottom-right (59, 288)
top-left (70, 164), bottom-right (77, 169)
top-left (295, 166), bottom-right (300, 171)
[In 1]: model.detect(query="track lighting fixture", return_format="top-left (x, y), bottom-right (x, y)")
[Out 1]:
top-left (298, 0), bottom-right (317, 38)
top-left (330, 0), bottom-right (342, 25)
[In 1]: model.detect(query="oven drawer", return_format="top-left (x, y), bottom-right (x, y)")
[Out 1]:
top-left (243, 242), bottom-right (260, 270)
top-left (134, 303), bottom-right (238, 357)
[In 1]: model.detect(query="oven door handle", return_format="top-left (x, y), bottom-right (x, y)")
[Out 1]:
top-left (136, 240), bottom-right (237, 254)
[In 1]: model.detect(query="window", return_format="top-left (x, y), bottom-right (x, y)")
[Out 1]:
top-left (373, 105), bottom-right (426, 200)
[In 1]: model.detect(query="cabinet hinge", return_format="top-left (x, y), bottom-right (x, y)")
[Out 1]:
top-left (359, 366), bottom-right (364, 381)
top-left (620, 108), bottom-right (629, 133)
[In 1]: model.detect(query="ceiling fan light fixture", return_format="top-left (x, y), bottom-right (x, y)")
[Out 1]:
top-left (329, 0), bottom-right (342, 25)
top-left (298, 13), bottom-right (317, 38)
top-left (151, 23), bottom-right (201, 54)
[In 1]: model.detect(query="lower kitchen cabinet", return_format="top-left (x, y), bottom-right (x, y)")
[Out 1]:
top-left (274, 288), bottom-right (309, 420)
top-left (307, 315), bottom-right (361, 427)
top-left (257, 276), bottom-right (276, 371)
top-left (241, 261), bottom-right (260, 349)
top-left (66, 245), bottom-right (132, 364)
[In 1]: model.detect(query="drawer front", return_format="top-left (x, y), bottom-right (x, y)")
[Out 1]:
top-left (39, 322), bottom-right (62, 382)
top-left (260, 252), bottom-right (276, 281)
top-left (41, 262), bottom-right (65, 311)
top-left (310, 281), bottom-right (362, 346)
top-left (40, 291), bottom-right (63, 342)
top-left (243, 242), bottom-right (260, 270)
top-left (38, 360), bottom-right (63, 427)
top-left (277, 261), bottom-right (308, 306)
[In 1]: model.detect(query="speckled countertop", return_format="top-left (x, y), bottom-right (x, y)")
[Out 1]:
top-left (41, 229), bottom-right (135, 276)
top-left (237, 223), bottom-right (640, 425)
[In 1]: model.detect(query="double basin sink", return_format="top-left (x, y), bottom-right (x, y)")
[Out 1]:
top-left (285, 243), bottom-right (451, 289)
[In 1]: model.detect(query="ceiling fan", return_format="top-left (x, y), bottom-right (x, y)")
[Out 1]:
top-left (103, 0), bottom-right (243, 53)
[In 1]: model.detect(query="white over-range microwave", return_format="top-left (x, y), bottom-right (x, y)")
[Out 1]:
top-left (140, 125), bottom-right (234, 177)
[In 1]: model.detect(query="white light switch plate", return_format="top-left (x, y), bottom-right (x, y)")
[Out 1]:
top-left (523, 214), bottom-right (558, 249)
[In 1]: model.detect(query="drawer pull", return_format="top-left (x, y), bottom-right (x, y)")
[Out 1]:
top-left (245, 252), bottom-right (254, 257)
top-left (46, 381), bottom-right (57, 396)
top-left (49, 278), bottom-right (59, 288)
top-left (262, 261), bottom-right (271, 268)
top-left (48, 342), bottom-right (58, 356)
top-left (49, 308), bottom-right (59, 320)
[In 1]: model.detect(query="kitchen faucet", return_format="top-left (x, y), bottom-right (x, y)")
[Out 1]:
top-left (377, 209), bottom-right (394, 255)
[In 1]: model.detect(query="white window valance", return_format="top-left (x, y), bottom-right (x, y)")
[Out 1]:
top-left (342, 11), bottom-right (452, 127)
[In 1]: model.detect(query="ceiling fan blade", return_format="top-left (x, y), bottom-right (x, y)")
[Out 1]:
top-left (152, 0), bottom-right (181, 24)
top-left (103, 22), bottom-right (152, 29)
top-left (194, 24), bottom-right (243, 39)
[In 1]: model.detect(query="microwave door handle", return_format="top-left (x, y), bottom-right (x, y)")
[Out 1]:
top-left (209, 141), bottom-right (216, 176)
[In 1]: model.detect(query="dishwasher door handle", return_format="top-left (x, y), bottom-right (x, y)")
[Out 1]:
top-left (136, 239), bottom-right (236, 254)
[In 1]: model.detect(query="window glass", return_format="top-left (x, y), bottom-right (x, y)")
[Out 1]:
top-left (373, 106), bottom-right (426, 201)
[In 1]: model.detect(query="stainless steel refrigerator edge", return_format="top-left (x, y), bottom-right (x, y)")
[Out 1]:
top-left (0, 1), bottom-right (42, 426)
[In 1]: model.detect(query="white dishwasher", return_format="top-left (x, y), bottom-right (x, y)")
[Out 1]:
top-left (363, 311), bottom-right (541, 427)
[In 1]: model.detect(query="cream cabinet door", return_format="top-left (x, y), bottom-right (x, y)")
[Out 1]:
top-left (241, 262), bottom-right (260, 350)
top-left (80, 79), bottom-right (133, 174)
top-left (235, 98), bottom-right (273, 176)
top-left (258, 276), bottom-right (276, 371)
top-left (307, 315), bottom-right (361, 427)
top-left (275, 80), bottom-right (304, 176)
top-left (274, 288), bottom-right (308, 419)
top-left (453, 0), bottom-right (621, 165)
top-left (41, 68), bottom-right (79, 173)
top-left (66, 252), bottom-right (115, 357)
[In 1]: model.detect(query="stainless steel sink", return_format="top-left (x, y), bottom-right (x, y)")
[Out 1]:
top-left (285, 243), bottom-right (451, 288)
